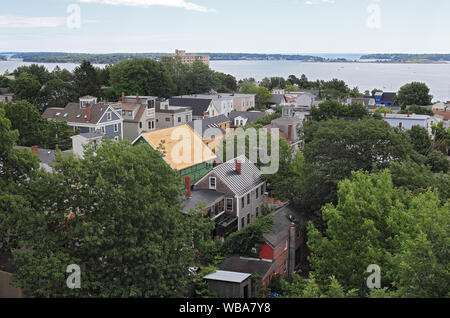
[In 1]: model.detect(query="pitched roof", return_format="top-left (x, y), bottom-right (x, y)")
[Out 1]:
top-left (219, 257), bottom-right (273, 278)
top-left (210, 155), bottom-right (264, 197)
top-left (135, 124), bottom-right (216, 170)
top-left (169, 98), bottom-right (212, 117)
top-left (42, 102), bottom-right (113, 125)
top-left (187, 115), bottom-right (229, 138)
top-left (227, 111), bottom-right (266, 124)
top-left (263, 204), bottom-right (302, 247)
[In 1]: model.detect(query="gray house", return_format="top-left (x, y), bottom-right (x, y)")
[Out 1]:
top-left (194, 155), bottom-right (267, 231)
top-left (43, 96), bottom-right (123, 141)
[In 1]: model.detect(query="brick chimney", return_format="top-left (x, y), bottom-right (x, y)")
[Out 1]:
top-left (185, 176), bottom-right (192, 197)
top-left (288, 125), bottom-right (293, 142)
top-left (407, 111), bottom-right (410, 117)
top-left (86, 103), bottom-right (91, 121)
top-left (4, 96), bottom-right (8, 103)
top-left (204, 112), bottom-right (209, 119)
top-left (31, 145), bottom-right (39, 154)
top-left (235, 160), bottom-right (242, 174)
top-left (136, 94), bottom-right (140, 105)
top-left (122, 92), bottom-right (125, 104)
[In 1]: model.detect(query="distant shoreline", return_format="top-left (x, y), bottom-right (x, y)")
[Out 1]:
top-left (1, 52), bottom-right (449, 65)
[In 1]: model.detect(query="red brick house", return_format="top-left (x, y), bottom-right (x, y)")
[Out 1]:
top-left (258, 204), bottom-right (310, 281)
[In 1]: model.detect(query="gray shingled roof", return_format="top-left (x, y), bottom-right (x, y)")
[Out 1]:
top-left (187, 115), bottom-right (229, 138)
top-left (227, 111), bottom-right (266, 124)
top-left (263, 205), bottom-right (302, 247)
top-left (169, 98), bottom-right (212, 117)
top-left (212, 155), bottom-right (264, 197)
top-left (42, 102), bottom-right (112, 125)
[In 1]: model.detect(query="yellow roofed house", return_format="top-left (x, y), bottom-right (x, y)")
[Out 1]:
top-left (132, 124), bottom-right (217, 185)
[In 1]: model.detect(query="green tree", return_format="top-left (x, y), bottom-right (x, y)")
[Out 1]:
top-left (10, 140), bottom-right (211, 297)
top-left (425, 150), bottom-right (449, 173)
top-left (73, 61), bottom-right (101, 98)
top-left (397, 82), bottom-right (433, 108)
top-left (11, 74), bottom-right (42, 104)
top-left (39, 78), bottom-right (76, 111)
top-left (307, 170), bottom-right (449, 297)
top-left (407, 125), bottom-right (432, 156)
top-left (399, 105), bottom-right (434, 116)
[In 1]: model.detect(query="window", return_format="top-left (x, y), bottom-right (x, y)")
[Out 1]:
top-left (226, 198), bottom-right (233, 211)
top-left (114, 136), bottom-right (119, 142)
top-left (139, 122), bottom-right (143, 129)
top-left (186, 115), bottom-right (191, 122)
top-left (256, 207), bottom-right (259, 218)
top-left (241, 197), bottom-right (245, 208)
top-left (165, 117), bottom-right (171, 122)
top-left (107, 112), bottom-right (112, 121)
top-left (247, 213), bottom-right (250, 225)
top-left (285, 240), bottom-right (288, 251)
top-left (256, 188), bottom-right (259, 199)
top-left (114, 124), bottom-right (119, 132)
top-left (147, 100), bottom-right (155, 109)
top-left (101, 126), bottom-right (105, 133)
top-left (209, 177), bottom-right (216, 190)
top-left (178, 117), bottom-right (182, 123)
top-left (283, 261), bottom-right (287, 273)
top-left (399, 122), bottom-right (403, 128)
top-left (148, 121), bottom-right (152, 129)
top-left (261, 185), bottom-right (265, 196)
top-left (218, 200), bottom-right (223, 213)
top-left (241, 217), bottom-right (245, 229)
top-left (247, 193), bottom-right (250, 205)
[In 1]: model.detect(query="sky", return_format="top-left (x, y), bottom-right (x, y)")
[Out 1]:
top-left (1, 0), bottom-right (450, 54)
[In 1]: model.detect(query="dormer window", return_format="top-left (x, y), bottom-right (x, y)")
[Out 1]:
top-left (209, 177), bottom-right (216, 190)
top-left (107, 112), bottom-right (112, 121)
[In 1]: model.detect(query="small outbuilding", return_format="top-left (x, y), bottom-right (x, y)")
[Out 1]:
top-left (203, 270), bottom-right (252, 298)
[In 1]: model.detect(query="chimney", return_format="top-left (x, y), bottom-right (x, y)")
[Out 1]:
top-left (122, 92), bottom-right (125, 104)
top-left (235, 160), bottom-right (242, 175)
top-left (136, 94), bottom-right (140, 105)
top-left (407, 111), bottom-right (410, 117)
top-left (288, 125), bottom-right (293, 142)
top-left (4, 96), bottom-right (8, 103)
top-left (204, 112), bottom-right (209, 119)
top-left (384, 111), bottom-right (387, 117)
top-left (86, 103), bottom-right (91, 121)
top-left (185, 176), bottom-right (192, 197)
top-left (288, 222), bottom-right (296, 276)
top-left (31, 145), bottom-right (39, 154)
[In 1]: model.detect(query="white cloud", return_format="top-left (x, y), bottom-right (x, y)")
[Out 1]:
top-left (76, 0), bottom-right (216, 12)
top-left (0, 14), bottom-right (67, 28)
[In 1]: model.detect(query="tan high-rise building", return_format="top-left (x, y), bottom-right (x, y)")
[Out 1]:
top-left (173, 49), bottom-right (210, 66)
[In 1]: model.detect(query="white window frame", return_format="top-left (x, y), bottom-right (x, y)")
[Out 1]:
top-left (107, 112), bottom-right (112, 121)
top-left (209, 177), bottom-right (216, 190)
top-left (226, 198), bottom-right (233, 211)
top-left (114, 124), bottom-right (119, 132)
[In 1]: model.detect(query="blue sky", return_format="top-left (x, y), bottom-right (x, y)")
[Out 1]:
top-left (1, 0), bottom-right (449, 53)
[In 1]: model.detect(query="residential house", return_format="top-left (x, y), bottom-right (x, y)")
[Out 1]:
top-left (175, 94), bottom-right (234, 117)
top-left (43, 96), bottom-right (123, 141)
top-left (132, 124), bottom-right (216, 184)
top-left (111, 94), bottom-right (156, 141)
top-left (258, 204), bottom-right (309, 280)
top-left (381, 112), bottom-right (432, 133)
top-left (169, 97), bottom-right (219, 120)
top-left (344, 97), bottom-right (376, 109)
top-left (71, 132), bottom-right (104, 159)
top-left (265, 106), bottom-right (304, 147)
top-left (14, 145), bottom-right (71, 173)
top-left (374, 92), bottom-right (396, 107)
top-left (433, 109), bottom-right (450, 129)
top-left (187, 114), bottom-right (231, 153)
top-left (195, 155), bottom-right (267, 231)
top-left (270, 89), bottom-right (318, 108)
top-left (0, 88), bottom-right (13, 103)
top-left (227, 111), bottom-right (266, 128)
top-left (155, 98), bottom-right (193, 130)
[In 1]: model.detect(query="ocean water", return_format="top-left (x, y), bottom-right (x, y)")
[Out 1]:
top-left (210, 60), bottom-right (450, 102)
top-left (1, 59), bottom-right (449, 102)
